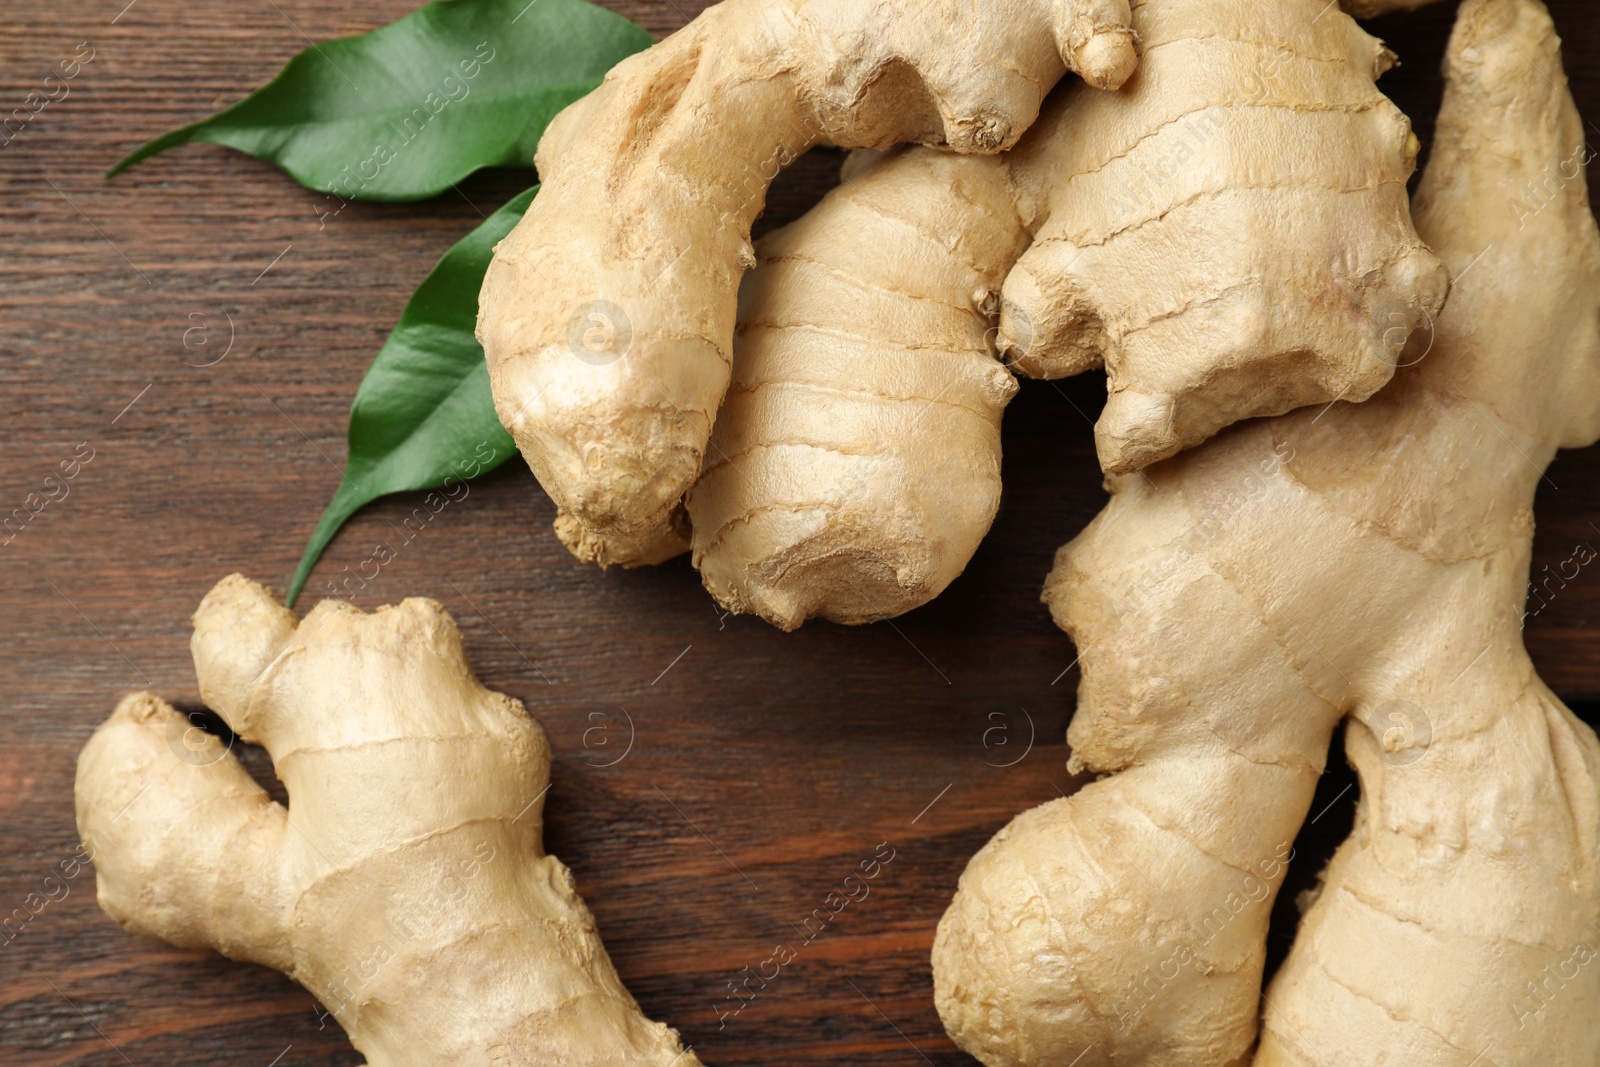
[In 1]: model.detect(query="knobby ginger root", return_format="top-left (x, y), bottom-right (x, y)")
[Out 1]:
top-left (688, 0), bottom-right (1445, 629)
top-left (686, 147), bottom-right (1025, 629)
top-left (76, 575), bottom-right (700, 1067)
top-left (998, 0), bottom-right (1447, 473)
top-left (933, 0), bottom-right (1600, 1064)
top-left (477, 0), bottom-right (1138, 570)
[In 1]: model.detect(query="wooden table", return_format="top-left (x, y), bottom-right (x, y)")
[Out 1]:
top-left (3, 1), bottom-right (1597, 1063)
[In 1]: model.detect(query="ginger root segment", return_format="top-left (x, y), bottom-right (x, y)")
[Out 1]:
top-left (1000, 0), bottom-right (1449, 472)
top-left (477, 0), bottom-right (1137, 568)
top-left (686, 0), bottom-right (1446, 629)
top-left (686, 148), bottom-right (1028, 629)
top-left (77, 575), bottom-right (701, 1067)
top-left (934, 1), bottom-right (1600, 1064)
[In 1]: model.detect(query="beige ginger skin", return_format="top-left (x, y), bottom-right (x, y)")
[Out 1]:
top-left (477, 0), bottom-right (1139, 570)
top-left (687, 146), bottom-right (1028, 629)
top-left (688, 0), bottom-right (1445, 629)
top-left (933, 0), bottom-right (1600, 1064)
top-left (75, 575), bottom-right (700, 1067)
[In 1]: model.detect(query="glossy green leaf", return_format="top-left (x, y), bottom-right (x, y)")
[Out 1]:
top-left (110, 0), bottom-right (651, 200)
top-left (286, 186), bottom-right (537, 607)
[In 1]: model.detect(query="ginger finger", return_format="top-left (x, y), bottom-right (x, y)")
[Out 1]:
top-left (1000, 0), bottom-right (1448, 471)
top-left (687, 147), bottom-right (1027, 629)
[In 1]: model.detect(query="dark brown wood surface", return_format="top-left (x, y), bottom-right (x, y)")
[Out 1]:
top-left (3, 2), bottom-right (1599, 1064)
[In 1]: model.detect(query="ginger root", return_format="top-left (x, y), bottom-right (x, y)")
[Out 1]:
top-left (688, 0), bottom-right (1446, 629)
top-left (933, 0), bottom-right (1600, 1063)
top-left (477, 0), bottom-right (1138, 569)
top-left (686, 147), bottom-right (1025, 629)
top-left (76, 575), bottom-right (700, 1067)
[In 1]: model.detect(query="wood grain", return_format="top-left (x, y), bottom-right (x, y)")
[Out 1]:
top-left (1, 1), bottom-right (1597, 1064)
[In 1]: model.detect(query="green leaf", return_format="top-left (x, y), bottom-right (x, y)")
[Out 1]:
top-left (109, 0), bottom-right (651, 200)
top-left (286, 186), bottom-right (538, 607)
